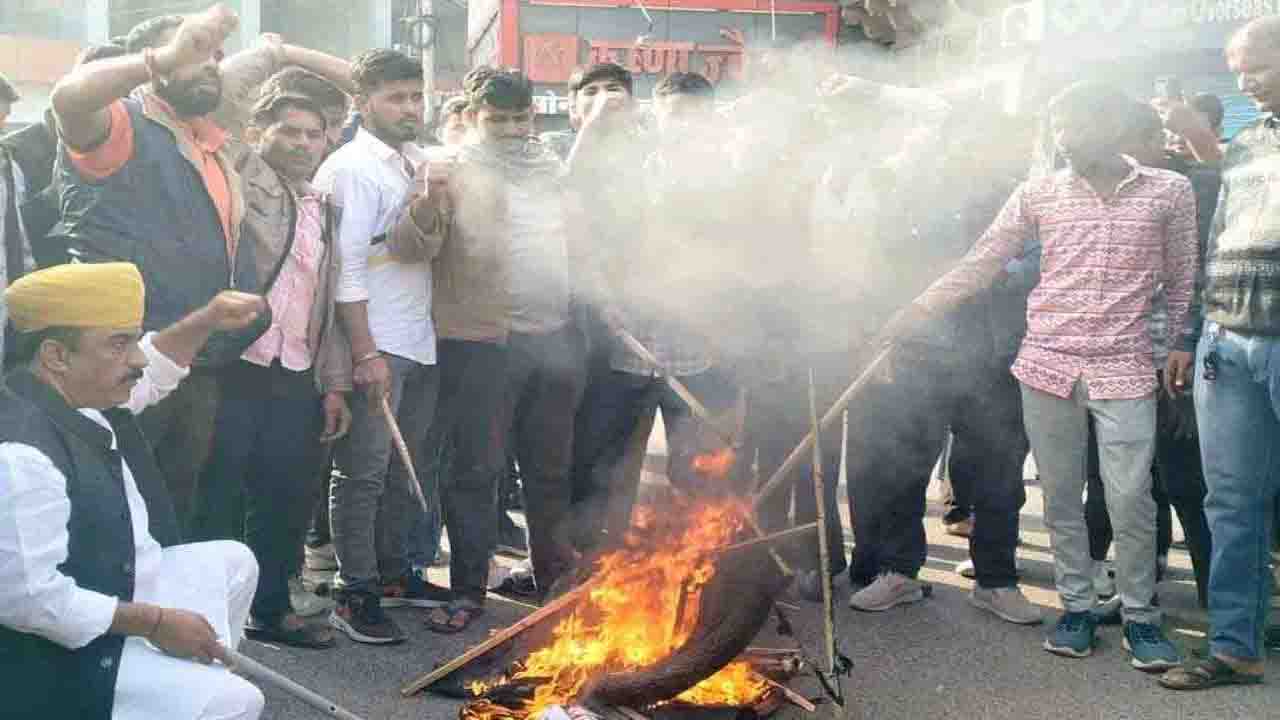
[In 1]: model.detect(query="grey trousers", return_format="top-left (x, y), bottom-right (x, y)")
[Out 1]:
top-left (1020, 380), bottom-right (1159, 624)
top-left (331, 354), bottom-right (439, 594)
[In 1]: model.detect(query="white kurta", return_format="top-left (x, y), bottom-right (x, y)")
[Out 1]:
top-left (0, 335), bottom-right (264, 720)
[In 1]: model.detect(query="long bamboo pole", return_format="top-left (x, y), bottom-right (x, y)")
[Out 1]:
top-left (712, 522), bottom-right (817, 554)
top-left (752, 346), bottom-right (892, 511)
top-left (401, 577), bottom-right (602, 696)
top-left (808, 371), bottom-right (838, 684)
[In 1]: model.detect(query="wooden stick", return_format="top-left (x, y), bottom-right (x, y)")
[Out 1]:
top-left (401, 577), bottom-right (601, 696)
top-left (809, 370), bottom-right (838, 680)
top-left (743, 513), bottom-right (794, 576)
top-left (713, 522), bottom-right (817, 554)
top-left (744, 647), bottom-right (803, 657)
top-left (380, 394), bottom-right (428, 513)
top-left (759, 674), bottom-right (816, 713)
top-left (753, 346), bottom-right (893, 510)
top-left (615, 707), bottom-right (652, 720)
top-left (223, 648), bottom-right (368, 720)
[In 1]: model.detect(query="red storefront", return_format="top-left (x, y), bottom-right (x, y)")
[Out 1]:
top-left (468, 0), bottom-right (839, 120)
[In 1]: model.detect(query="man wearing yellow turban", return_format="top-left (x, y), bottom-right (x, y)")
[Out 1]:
top-left (0, 262), bottom-right (274, 720)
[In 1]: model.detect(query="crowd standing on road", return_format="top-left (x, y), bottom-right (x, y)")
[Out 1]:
top-left (1, 3), bottom-right (1279, 717)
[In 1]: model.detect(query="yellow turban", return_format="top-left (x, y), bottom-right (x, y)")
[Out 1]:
top-left (5, 262), bottom-right (145, 333)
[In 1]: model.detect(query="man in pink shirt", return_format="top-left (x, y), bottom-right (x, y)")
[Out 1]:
top-left (198, 92), bottom-right (352, 649)
top-left (892, 81), bottom-right (1198, 671)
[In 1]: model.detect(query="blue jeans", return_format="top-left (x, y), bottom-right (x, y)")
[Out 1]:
top-left (331, 355), bottom-right (439, 594)
top-left (1196, 322), bottom-right (1280, 661)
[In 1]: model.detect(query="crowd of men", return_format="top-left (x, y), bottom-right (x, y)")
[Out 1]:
top-left (2, 2), bottom-right (1280, 717)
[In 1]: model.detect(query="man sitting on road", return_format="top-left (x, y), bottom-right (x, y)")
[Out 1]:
top-left (0, 262), bottom-right (270, 719)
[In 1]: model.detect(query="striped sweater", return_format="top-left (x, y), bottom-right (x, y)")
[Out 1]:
top-left (1183, 117), bottom-right (1280, 348)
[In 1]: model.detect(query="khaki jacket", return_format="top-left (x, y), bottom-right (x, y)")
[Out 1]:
top-left (235, 147), bottom-right (352, 392)
top-left (387, 161), bottom-right (610, 346)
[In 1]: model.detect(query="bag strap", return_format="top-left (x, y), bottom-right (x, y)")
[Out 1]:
top-left (260, 185), bottom-right (298, 294)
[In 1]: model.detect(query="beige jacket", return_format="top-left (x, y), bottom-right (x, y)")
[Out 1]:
top-left (387, 160), bottom-right (610, 346)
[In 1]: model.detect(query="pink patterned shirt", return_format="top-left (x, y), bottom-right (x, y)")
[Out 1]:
top-left (922, 162), bottom-right (1198, 400)
top-left (243, 193), bottom-right (323, 372)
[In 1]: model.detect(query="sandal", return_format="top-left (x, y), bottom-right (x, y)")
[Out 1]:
top-left (426, 602), bottom-right (486, 635)
top-left (245, 616), bottom-right (336, 649)
top-left (1159, 656), bottom-right (1263, 691)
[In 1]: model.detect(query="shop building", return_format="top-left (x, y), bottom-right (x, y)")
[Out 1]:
top-left (467, 0), bottom-right (840, 123)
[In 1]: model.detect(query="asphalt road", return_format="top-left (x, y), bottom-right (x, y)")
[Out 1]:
top-left (245, 471), bottom-right (1280, 720)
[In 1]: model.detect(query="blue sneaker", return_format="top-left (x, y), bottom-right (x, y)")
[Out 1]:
top-left (1044, 611), bottom-right (1096, 658)
top-left (1123, 622), bottom-right (1182, 671)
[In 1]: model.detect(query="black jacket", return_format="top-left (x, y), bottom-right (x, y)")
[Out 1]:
top-left (48, 99), bottom-right (259, 350)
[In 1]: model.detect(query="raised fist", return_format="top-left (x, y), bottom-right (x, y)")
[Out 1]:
top-left (156, 3), bottom-right (239, 72)
top-left (200, 291), bottom-right (267, 331)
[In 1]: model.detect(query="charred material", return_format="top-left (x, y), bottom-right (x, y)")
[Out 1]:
top-left (579, 545), bottom-right (789, 709)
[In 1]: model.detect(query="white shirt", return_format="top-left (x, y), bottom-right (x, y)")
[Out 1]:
top-left (314, 128), bottom-right (436, 365)
top-left (0, 334), bottom-right (188, 649)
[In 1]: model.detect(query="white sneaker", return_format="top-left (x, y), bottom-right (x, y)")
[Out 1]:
top-left (1093, 560), bottom-right (1116, 598)
top-left (970, 586), bottom-right (1042, 625)
top-left (305, 543), bottom-right (339, 572)
top-left (848, 572), bottom-right (925, 612)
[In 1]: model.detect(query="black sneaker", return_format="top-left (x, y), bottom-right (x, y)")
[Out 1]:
top-left (380, 572), bottom-right (453, 608)
top-left (329, 592), bottom-right (406, 644)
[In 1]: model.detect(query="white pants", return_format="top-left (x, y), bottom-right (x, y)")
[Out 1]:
top-left (113, 541), bottom-right (264, 720)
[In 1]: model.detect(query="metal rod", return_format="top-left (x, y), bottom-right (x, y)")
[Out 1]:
top-left (223, 648), bottom-right (368, 720)
top-left (380, 394), bottom-right (429, 513)
top-left (809, 370), bottom-right (837, 680)
top-left (753, 346), bottom-right (892, 510)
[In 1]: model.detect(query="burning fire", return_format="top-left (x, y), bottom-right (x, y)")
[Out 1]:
top-left (463, 498), bottom-right (769, 719)
top-left (691, 446), bottom-right (737, 480)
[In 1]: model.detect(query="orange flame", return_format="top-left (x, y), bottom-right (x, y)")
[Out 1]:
top-left (691, 447), bottom-right (737, 481)
top-left (462, 500), bottom-right (769, 719)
